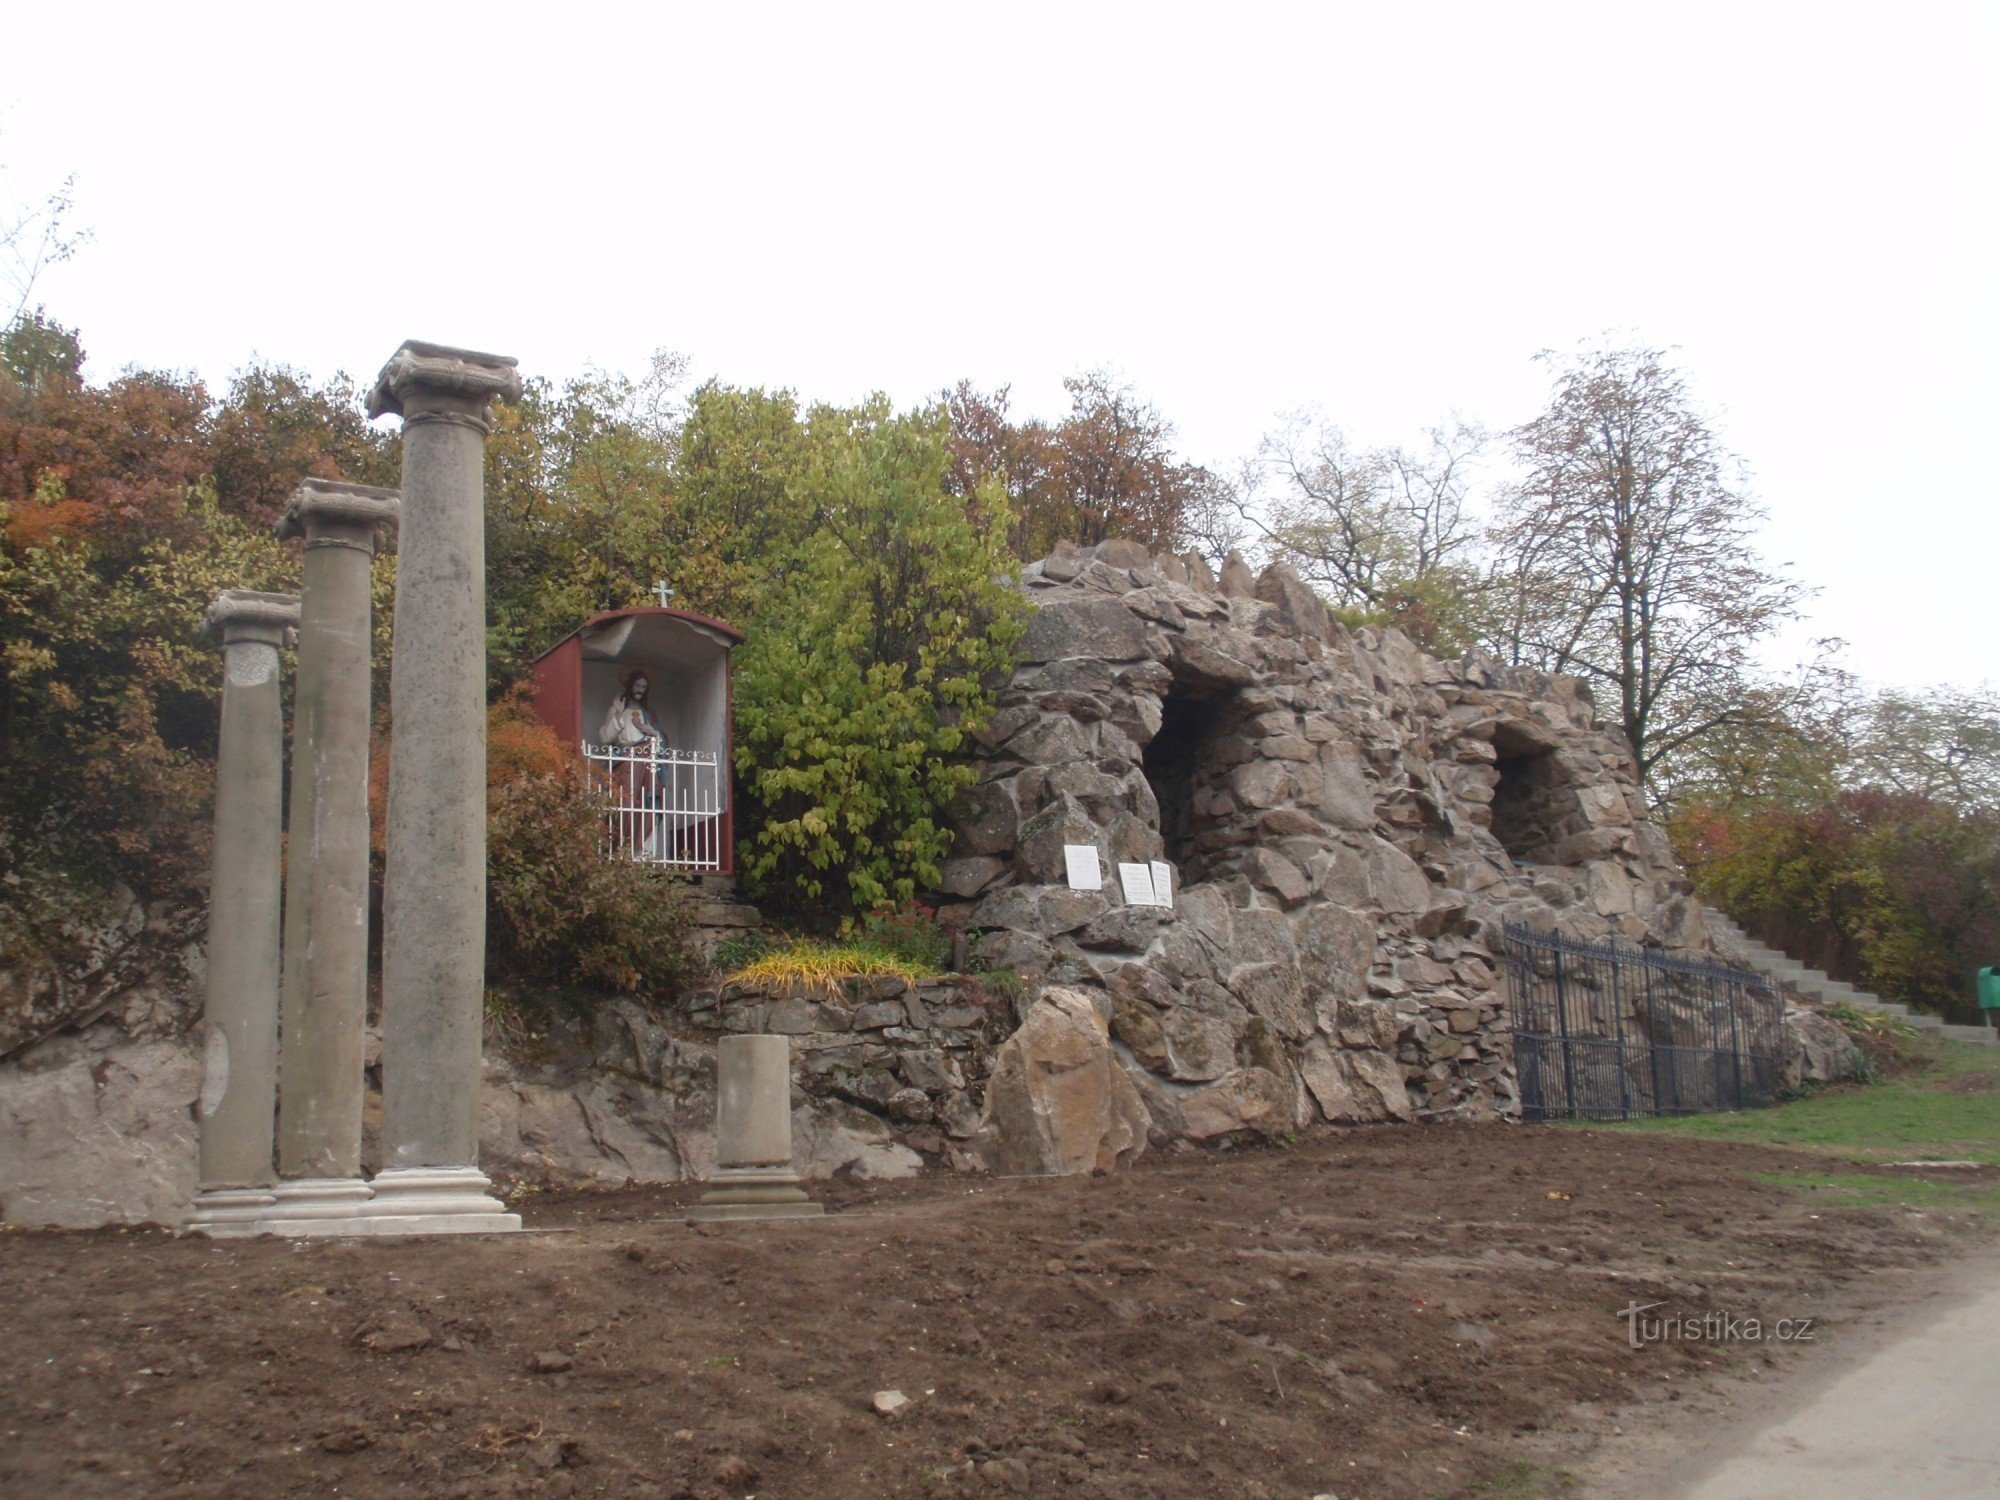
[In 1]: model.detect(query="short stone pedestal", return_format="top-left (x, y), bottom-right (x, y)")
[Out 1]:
top-left (186, 589), bottom-right (299, 1238)
top-left (689, 1035), bottom-right (823, 1222)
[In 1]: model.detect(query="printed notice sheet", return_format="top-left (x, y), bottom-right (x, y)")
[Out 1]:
top-left (1118, 862), bottom-right (1157, 906)
top-left (1063, 844), bottom-right (1102, 891)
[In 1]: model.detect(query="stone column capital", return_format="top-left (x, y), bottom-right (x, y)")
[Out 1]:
top-left (367, 340), bottom-right (523, 433)
top-left (276, 479), bottom-right (401, 556)
top-left (205, 589), bottom-right (300, 649)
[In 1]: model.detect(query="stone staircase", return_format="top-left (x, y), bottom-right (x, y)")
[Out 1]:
top-left (692, 873), bottom-right (762, 961)
top-left (1702, 907), bottom-right (1996, 1046)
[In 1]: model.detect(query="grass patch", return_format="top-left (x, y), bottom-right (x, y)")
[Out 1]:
top-left (1465, 1460), bottom-right (1578, 1497)
top-left (1602, 1034), bottom-right (2000, 1165)
top-left (725, 937), bottom-right (943, 989)
top-left (1756, 1169), bottom-right (2000, 1215)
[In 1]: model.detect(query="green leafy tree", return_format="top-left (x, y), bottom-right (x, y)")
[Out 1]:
top-left (726, 396), bottom-right (1025, 910)
top-left (1242, 413), bottom-right (1489, 652)
top-left (483, 358), bottom-right (768, 691)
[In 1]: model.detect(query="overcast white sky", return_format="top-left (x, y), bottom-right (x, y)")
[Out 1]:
top-left (5, 3), bottom-right (1995, 692)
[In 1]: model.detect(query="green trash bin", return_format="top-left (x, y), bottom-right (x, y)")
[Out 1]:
top-left (1981, 967), bottom-right (2000, 1011)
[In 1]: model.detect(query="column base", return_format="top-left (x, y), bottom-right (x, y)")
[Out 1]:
top-left (687, 1165), bottom-right (824, 1222)
top-left (184, 1187), bottom-right (276, 1238)
top-left (361, 1166), bottom-right (521, 1234)
top-left (258, 1177), bottom-right (376, 1238)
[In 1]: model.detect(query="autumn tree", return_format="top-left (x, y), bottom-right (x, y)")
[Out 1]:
top-left (1488, 346), bottom-right (1804, 791)
top-left (208, 364), bottom-right (397, 529)
top-left (944, 372), bottom-right (1224, 561)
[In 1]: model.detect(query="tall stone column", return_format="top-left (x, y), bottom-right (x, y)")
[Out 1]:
top-left (261, 479), bottom-right (400, 1237)
top-left (185, 589), bottom-right (299, 1237)
top-left (365, 341), bottom-right (523, 1233)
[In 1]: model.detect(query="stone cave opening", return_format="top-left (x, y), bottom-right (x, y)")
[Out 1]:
top-left (1488, 721), bottom-right (1572, 866)
top-left (1142, 687), bottom-right (1238, 874)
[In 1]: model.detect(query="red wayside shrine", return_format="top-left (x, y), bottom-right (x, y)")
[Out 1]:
top-left (531, 601), bottom-right (744, 875)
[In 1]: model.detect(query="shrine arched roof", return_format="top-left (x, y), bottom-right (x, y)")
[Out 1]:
top-left (533, 605), bottom-right (745, 666)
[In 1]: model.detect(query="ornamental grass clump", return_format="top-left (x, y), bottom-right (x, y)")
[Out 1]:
top-left (726, 938), bottom-right (941, 990)
top-left (722, 903), bottom-right (952, 989)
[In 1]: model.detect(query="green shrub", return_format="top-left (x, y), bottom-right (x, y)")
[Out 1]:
top-left (486, 765), bottom-right (696, 995)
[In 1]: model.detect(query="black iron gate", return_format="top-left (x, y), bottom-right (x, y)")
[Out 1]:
top-left (1503, 922), bottom-right (1784, 1122)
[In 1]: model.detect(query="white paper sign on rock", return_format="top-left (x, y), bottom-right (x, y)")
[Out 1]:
top-left (1149, 860), bottom-right (1174, 909)
top-left (1118, 862), bottom-right (1157, 906)
top-left (1063, 844), bottom-right (1102, 891)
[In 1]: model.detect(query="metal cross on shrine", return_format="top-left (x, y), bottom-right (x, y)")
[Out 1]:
top-left (651, 580), bottom-right (674, 608)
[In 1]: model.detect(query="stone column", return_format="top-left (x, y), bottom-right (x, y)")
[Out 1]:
top-left (364, 341), bottom-right (523, 1233)
top-left (185, 589), bottom-right (299, 1237)
top-left (261, 480), bottom-right (400, 1237)
top-left (689, 1035), bottom-right (823, 1221)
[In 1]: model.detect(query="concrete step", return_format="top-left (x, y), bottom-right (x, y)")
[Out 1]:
top-left (1941, 1023), bottom-right (1999, 1045)
top-left (1700, 904), bottom-right (1966, 1032)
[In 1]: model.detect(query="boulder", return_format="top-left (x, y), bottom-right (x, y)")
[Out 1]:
top-left (0, 1029), bottom-right (199, 1228)
top-left (1367, 838), bottom-right (1434, 914)
top-left (1229, 962), bottom-right (1314, 1041)
top-left (792, 1099), bottom-right (925, 1180)
top-left (1295, 905), bottom-right (1377, 1002)
top-left (1017, 596), bottom-right (1151, 664)
top-left (1177, 1067), bottom-right (1293, 1139)
top-left (1014, 794), bottom-right (1103, 885)
top-left (977, 988), bottom-right (1149, 1175)
top-left (1300, 1042), bottom-right (1416, 1123)
top-left (1218, 551), bottom-right (1257, 599)
top-left (1254, 562), bottom-right (1335, 642)
top-left (1157, 1007), bottom-right (1237, 1081)
top-left (1779, 1006), bottom-right (1863, 1091)
top-left (950, 782), bottom-right (1019, 857)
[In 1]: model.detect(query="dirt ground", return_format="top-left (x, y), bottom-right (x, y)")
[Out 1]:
top-left (1, 1123), bottom-right (1991, 1500)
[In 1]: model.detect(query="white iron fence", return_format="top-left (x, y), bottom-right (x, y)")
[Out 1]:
top-left (583, 742), bottom-right (724, 872)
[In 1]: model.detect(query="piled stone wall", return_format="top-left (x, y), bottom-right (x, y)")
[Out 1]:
top-left (940, 539), bottom-right (1714, 1159)
top-left (682, 974), bottom-right (1010, 1169)
top-left (477, 975), bottom-right (1013, 1190)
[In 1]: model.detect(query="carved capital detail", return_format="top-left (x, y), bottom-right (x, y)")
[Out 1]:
top-left (205, 588), bottom-right (301, 646)
top-left (276, 479), bottom-right (402, 549)
top-left (367, 340), bottom-right (524, 422)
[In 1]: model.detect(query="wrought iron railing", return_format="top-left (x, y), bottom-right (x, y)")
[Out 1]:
top-left (583, 742), bottom-right (723, 872)
top-left (1502, 922), bottom-right (1784, 1122)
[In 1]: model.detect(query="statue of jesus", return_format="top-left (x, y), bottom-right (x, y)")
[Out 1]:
top-left (598, 670), bottom-right (666, 748)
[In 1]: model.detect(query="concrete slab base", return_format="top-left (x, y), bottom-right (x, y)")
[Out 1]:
top-left (257, 1214), bottom-right (383, 1239)
top-left (357, 1212), bottom-right (525, 1237)
top-left (184, 1187), bottom-right (276, 1238)
top-left (688, 1163), bottom-right (824, 1222)
top-left (686, 1201), bottom-right (825, 1222)
top-left (257, 1176), bottom-right (373, 1236)
top-left (361, 1165), bottom-right (520, 1233)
